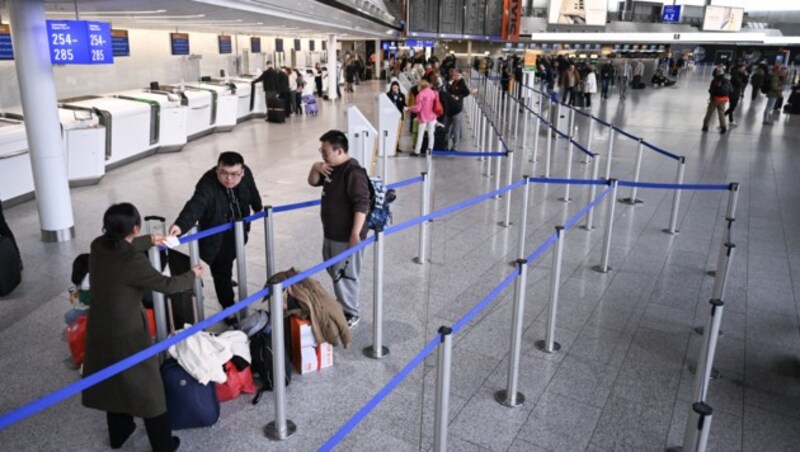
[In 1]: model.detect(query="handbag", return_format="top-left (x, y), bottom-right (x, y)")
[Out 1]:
top-left (66, 316), bottom-right (87, 366)
top-left (432, 92), bottom-right (444, 117)
top-left (215, 360), bottom-right (257, 402)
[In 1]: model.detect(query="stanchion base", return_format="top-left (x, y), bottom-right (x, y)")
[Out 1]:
top-left (265, 420), bottom-right (297, 441)
top-left (687, 365), bottom-right (721, 379)
top-left (618, 197), bottom-right (644, 206)
top-left (693, 326), bottom-right (724, 337)
top-left (497, 221), bottom-right (513, 227)
top-left (412, 257), bottom-right (427, 264)
top-left (494, 389), bottom-right (526, 407)
top-left (534, 340), bottom-right (561, 353)
top-left (580, 225), bottom-right (596, 231)
top-left (662, 229), bottom-right (680, 235)
top-left (592, 264), bottom-right (613, 274)
top-left (665, 446), bottom-right (682, 452)
top-left (559, 197), bottom-right (572, 203)
top-left (363, 345), bottom-right (390, 359)
top-left (706, 270), bottom-right (717, 277)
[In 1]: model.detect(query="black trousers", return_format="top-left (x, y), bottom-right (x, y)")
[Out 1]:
top-left (726, 95), bottom-right (740, 121)
top-left (0, 203), bottom-right (21, 267)
top-left (107, 411), bottom-right (174, 451)
top-left (209, 231), bottom-right (237, 309)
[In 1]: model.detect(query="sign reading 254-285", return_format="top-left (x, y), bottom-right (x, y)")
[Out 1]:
top-left (46, 20), bottom-right (114, 65)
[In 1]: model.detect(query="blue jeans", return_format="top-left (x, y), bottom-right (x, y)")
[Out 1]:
top-left (764, 97), bottom-right (778, 123)
top-left (601, 78), bottom-right (611, 98)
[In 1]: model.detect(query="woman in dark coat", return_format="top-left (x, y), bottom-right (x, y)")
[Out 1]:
top-left (82, 203), bottom-right (201, 451)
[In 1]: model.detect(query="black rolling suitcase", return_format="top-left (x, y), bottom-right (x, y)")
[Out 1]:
top-left (267, 97), bottom-right (286, 123)
top-left (0, 235), bottom-right (21, 296)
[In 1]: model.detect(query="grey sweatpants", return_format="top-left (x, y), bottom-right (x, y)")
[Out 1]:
top-left (322, 238), bottom-right (363, 317)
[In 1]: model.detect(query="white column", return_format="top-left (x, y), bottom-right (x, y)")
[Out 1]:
top-left (327, 34), bottom-right (338, 101)
top-left (8, 0), bottom-right (75, 242)
top-left (374, 39), bottom-right (381, 80)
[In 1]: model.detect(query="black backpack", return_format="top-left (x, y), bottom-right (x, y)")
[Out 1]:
top-left (761, 75), bottom-right (773, 94)
top-left (710, 79), bottom-right (730, 97)
top-left (249, 316), bottom-right (292, 405)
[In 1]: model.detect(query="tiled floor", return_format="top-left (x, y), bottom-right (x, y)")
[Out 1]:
top-left (1, 68), bottom-right (799, 451)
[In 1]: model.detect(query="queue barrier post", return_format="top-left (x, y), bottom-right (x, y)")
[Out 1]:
top-left (680, 402), bottom-right (714, 452)
top-left (584, 115), bottom-right (595, 164)
top-left (414, 172), bottom-right (430, 264)
top-left (582, 154), bottom-right (601, 231)
top-left (382, 130), bottom-right (388, 183)
top-left (234, 220), bottom-right (249, 320)
top-left (513, 93), bottom-right (521, 140)
top-left (536, 226), bottom-right (565, 353)
top-left (433, 326), bottom-right (454, 452)
top-left (545, 123), bottom-right (553, 178)
top-left (530, 115), bottom-right (541, 177)
top-left (556, 102), bottom-right (563, 134)
top-left (145, 220), bottom-right (169, 343)
top-left (516, 177), bottom-right (531, 261)
top-left (568, 107), bottom-right (575, 137)
top-left (264, 206), bottom-right (276, 280)
top-left (495, 259), bottom-right (529, 407)
top-left (619, 138), bottom-right (645, 205)
top-left (486, 127), bottom-right (495, 175)
top-left (187, 226), bottom-right (205, 321)
top-left (593, 180), bottom-right (618, 273)
top-left (707, 183), bottom-right (739, 277)
top-left (559, 139), bottom-right (575, 203)
top-left (521, 100), bottom-right (530, 152)
top-left (664, 156), bottom-right (686, 235)
top-left (478, 113), bottom-right (486, 158)
top-left (364, 229), bottom-right (389, 359)
top-left (265, 281), bottom-right (296, 440)
top-left (604, 128), bottom-right (616, 180)
top-left (501, 150), bottom-right (514, 227)
top-left (693, 298), bottom-right (726, 403)
top-left (494, 136), bottom-right (503, 197)
top-left (711, 243), bottom-right (735, 304)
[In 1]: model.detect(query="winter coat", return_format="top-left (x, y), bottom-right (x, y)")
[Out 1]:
top-left (387, 91), bottom-right (406, 113)
top-left (408, 87), bottom-right (439, 123)
top-left (252, 67), bottom-right (279, 93)
top-left (82, 235), bottom-right (195, 418)
top-left (173, 166), bottom-right (262, 263)
top-left (584, 72), bottom-right (598, 94)
top-left (765, 73), bottom-right (785, 98)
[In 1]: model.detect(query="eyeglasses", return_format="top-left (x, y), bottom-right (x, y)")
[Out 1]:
top-left (217, 170), bottom-right (244, 179)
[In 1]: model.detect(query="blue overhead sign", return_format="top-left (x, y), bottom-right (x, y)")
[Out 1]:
top-left (662, 5), bottom-right (682, 23)
top-left (46, 20), bottom-right (113, 64)
top-left (170, 32), bottom-right (190, 55)
top-left (0, 24), bottom-right (13, 60)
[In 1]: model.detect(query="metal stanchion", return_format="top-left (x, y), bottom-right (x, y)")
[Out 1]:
top-left (582, 154), bottom-right (601, 231)
top-left (414, 172), bottom-right (430, 264)
top-left (559, 139), bottom-right (575, 202)
top-left (364, 229), bottom-right (389, 359)
top-left (187, 226), bottom-right (205, 321)
top-left (664, 156), bottom-right (686, 235)
top-left (555, 102), bottom-right (563, 135)
top-left (494, 136), bottom-right (503, 197)
top-left (265, 281), bottom-right (297, 440)
top-left (604, 128), bottom-right (615, 180)
top-left (146, 230), bottom-right (168, 342)
top-left (478, 113), bottom-right (485, 155)
top-left (693, 298), bottom-right (727, 402)
top-left (536, 226), bottom-right (565, 353)
top-left (381, 130), bottom-right (388, 183)
top-left (583, 115), bottom-right (595, 164)
top-left (234, 220), bottom-right (249, 320)
top-left (544, 123), bottom-right (553, 177)
top-left (593, 180), bottom-right (618, 273)
top-left (711, 243), bottom-right (735, 302)
top-left (495, 259), bottom-right (529, 407)
top-left (516, 177), bottom-right (531, 261)
top-left (678, 402), bottom-right (714, 452)
top-left (707, 183), bottom-right (739, 277)
top-left (433, 326), bottom-right (453, 452)
top-left (263, 206), bottom-right (275, 280)
top-left (486, 127), bottom-right (495, 174)
top-left (513, 94), bottom-right (521, 140)
top-left (501, 150), bottom-right (514, 226)
top-left (521, 103), bottom-right (530, 152)
top-left (568, 108), bottom-right (575, 137)
top-left (619, 138), bottom-right (645, 205)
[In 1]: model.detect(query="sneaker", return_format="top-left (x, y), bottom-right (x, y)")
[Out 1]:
top-left (346, 314), bottom-right (360, 329)
top-left (763, 121), bottom-right (773, 126)
top-left (720, 127), bottom-right (727, 134)
top-left (729, 122), bottom-right (738, 128)
top-left (701, 127), bottom-right (708, 132)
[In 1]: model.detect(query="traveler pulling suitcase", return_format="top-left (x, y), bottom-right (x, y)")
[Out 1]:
top-left (267, 96), bottom-right (286, 123)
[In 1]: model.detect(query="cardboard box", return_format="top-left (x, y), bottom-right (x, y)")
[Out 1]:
top-left (290, 316), bottom-right (333, 374)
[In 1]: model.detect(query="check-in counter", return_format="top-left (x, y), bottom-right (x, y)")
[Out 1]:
top-left (0, 115), bottom-right (34, 205)
top-left (231, 74), bottom-right (266, 118)
top-left (59, 96), bottom-right (158, 169)
top-left (159, 85), bottom-right (215, 141)
top-left (205, 79), bottom-right (253, 122)
top-left (185, 83), bottom-right (238, 132)
top-left (113, 90), bottom-right (187, 153)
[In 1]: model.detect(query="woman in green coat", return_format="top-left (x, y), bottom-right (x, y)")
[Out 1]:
top-left (82, 203), bottom-right (202, 451)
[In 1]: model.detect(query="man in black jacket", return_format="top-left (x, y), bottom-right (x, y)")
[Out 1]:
top-left (251, 61), bottom-right (279, 107)
top-left (447, 70), bottom-right (471, 149)
top-left (169, 152), bottom-right (262, 323)
top-left (277, 67), bottom-right (292, 117)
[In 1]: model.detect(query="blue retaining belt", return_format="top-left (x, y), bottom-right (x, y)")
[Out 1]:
top-left (387, 175), bottom-right (424, 190)
top-left (564, 185), bottom-right (613, 230)
top-left (528, 177), bottom-right (608, 186)
top-left (618, 181), bottom-right (730, 191)
top-left (432, 150), bottom-right (508, 158)
top-left (642, 141), bottom-right (681, 161)
top-left (453, 270), bottom-right (518, 334)
top-left (612, 126), bottom-right (640, 141)
top-left (178, 222), bottom-right (233, 245)
top-left (273, 199), bottom-right (322, 213)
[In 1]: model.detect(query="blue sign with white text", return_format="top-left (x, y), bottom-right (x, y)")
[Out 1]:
top-left (47, 20), bottom-right (113, 64)
top-left (662, 5), bottom-right (682, 23)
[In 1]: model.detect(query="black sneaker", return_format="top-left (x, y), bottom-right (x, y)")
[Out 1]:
top-left (346, 314), bottom-right (360, 330)
top-left (701, 127), bottom-right (708, 132)
top-left (720, 127), bottom-right (727, 134)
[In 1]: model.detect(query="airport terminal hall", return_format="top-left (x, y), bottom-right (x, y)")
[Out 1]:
top-left (2, 0), bottom-right (800, 450)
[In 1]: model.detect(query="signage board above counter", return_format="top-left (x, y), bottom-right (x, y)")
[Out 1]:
top-left (46, 20), bottom-right (113, 64)
top-left (111, 29), bottom-right (129, 57)
top-left (0, 24), bottom-right (13, 60)
top-left (170, 32), bottom-right (190, 56)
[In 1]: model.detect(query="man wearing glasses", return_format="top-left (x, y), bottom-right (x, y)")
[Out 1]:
top-left (169, 152), bottom-right (262, 325)
top-left (308, 130), bottom-right (370, 329)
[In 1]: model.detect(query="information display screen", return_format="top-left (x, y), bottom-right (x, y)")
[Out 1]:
top-left (251, 37), bottom-right (261, 53)
top-left (662, 5), bottom-right (682, 23)
top-left (547, 0), bottom-right (607, 26)
top-left (275, 38), bottom-right (284, 52)
top-left (0, 24), bottom-right (13, 60)
top-left (218, 35), bottom-right (232, 54)
top-left (294, 39), bottom-right (301, 51)
top-left (111, 29), bottom-right (129, 57)
top-left (309, 40), bottom-right (315, 51)
top-left (170, 32), bottom-right (190, 55)
top-left (46, 20), bottom-right (113, 64)
top-left (702, 6), bottom-right (743, 32)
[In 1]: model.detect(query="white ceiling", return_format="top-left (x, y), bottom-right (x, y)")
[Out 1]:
top-left (0, 0), bottom-right (400, 39)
